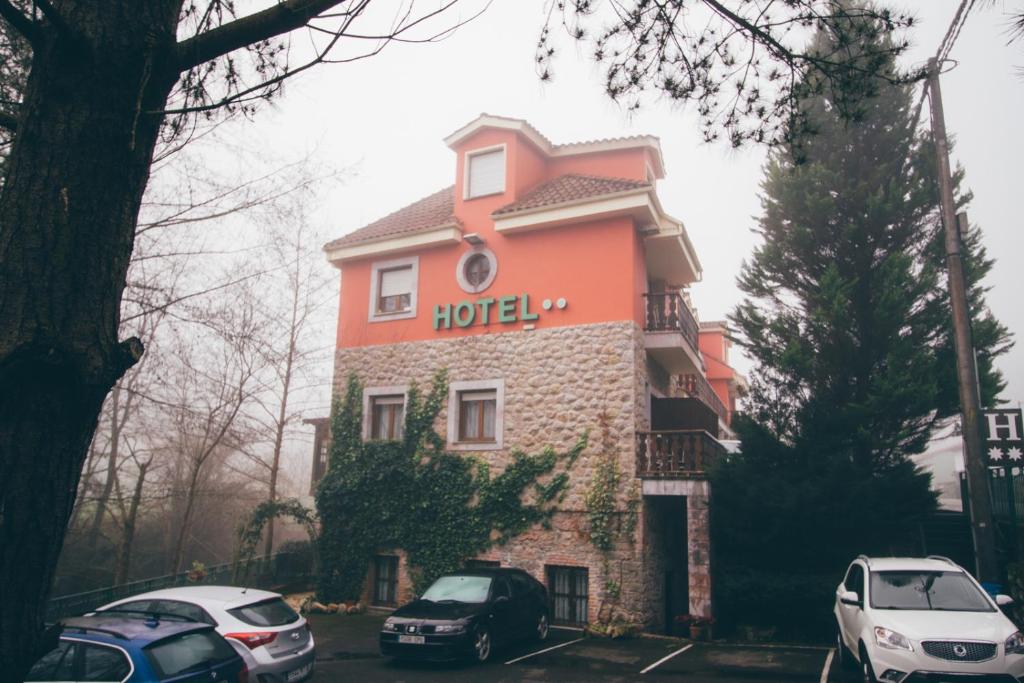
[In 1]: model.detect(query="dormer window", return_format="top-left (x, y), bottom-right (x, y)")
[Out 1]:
top-left (465, 146), bottom-right (506, 199)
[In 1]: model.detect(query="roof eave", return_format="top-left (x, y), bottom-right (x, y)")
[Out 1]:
top-left (444, 114), bottom-right (552, 153)
top-left (492, 189), bottom-right (656, 234)
top-left (323, 224), bottom-right (463, 264)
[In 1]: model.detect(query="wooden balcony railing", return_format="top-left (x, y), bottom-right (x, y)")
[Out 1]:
top-left (678, 373), bottom-right (729, 427)
top-left (643, 292), bottom-right (699, 350)
top-left (636, 430), bottom-right (725, 478)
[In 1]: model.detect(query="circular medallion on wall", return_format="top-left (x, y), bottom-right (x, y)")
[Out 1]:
top-left (456, 247), bottom-right (498, 294)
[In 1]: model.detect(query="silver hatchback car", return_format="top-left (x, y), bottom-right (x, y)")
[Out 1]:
top-left (94, 585), bottom-right (315, 683)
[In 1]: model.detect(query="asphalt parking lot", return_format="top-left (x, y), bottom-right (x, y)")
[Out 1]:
top-left (308, 612), bottom-right (840, 682)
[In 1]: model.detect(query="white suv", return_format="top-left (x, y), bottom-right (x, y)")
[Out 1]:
top-left (835, 556), bottom-right (1024, 683)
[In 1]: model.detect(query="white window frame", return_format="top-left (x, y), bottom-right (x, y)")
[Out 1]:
top-left (455, 247), bottom-right (498, 294)
top-left (463, 144), bottom-right (507, 200)
top-left (368, 256), bottom-right (419, 323)
top-left (447, 379), bottom-right (505, 451)
top-left (363, 385), bottom-right (409, 441)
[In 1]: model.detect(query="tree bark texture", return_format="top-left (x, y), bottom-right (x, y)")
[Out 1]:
top-left (0, 4), bottom-right (182, 680)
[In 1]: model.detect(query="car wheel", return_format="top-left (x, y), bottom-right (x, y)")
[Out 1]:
top-left (473, 626), bottom-right (492, 663)
top-left (859, 646), bottom-right (877, 683)
top-left (835, 628), bottom-right (853, 670)
top-left (535, 612), bottom-right (550, 642)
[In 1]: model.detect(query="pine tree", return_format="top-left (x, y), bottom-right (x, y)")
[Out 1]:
top-left (731, 18), bottom-right (1011, 474)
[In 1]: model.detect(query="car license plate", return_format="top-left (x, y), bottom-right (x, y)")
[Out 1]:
top-left (398, 634), bottom-right (425, 644)
top-left (286, 663), bottom-right (312, 682)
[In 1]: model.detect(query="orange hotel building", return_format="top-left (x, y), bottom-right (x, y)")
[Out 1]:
top-left (309, 115), bottom-right (745, 631)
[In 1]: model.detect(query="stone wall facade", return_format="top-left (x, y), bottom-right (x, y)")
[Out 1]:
top-left (332, 320), bottom-right (709, 628)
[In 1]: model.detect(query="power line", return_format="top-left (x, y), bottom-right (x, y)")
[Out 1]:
top-left (908, 0), bottom-right (978, 137)
top-left (937, 0), bottom-right (976, 64)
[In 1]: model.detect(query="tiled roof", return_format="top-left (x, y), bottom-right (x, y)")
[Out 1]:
top-left (492, 174), bottom-right (651, 216)
top-left (553, 135), bottom-right (658, 152)
top-left (324, 186), bottom-right (458, 249)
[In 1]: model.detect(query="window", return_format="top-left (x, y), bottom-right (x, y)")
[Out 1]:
top-left (81, 643), bottom-right (131, 682)
top-left (362, 386), bottom-right (407, 441)
top-left (151, 599), bottom-right (216, 625)
top-left (466, 147), bottom-right (505, 198)
top-left (447, 380), bottom-right (504, 451)
top-left (227, 598), bottom-right (300, 626)
top-left (492, 577), bottom-right (511, 601)
top-left (547, 566), bottom-right (589, 625)
top-left (373, 555), bottom-right (399, 606)
top-left (377, 266), bottom-right (413, 314)
top-left (368, 257), bottom-right (418, 322)
top-left (464, 254), bottom-right (490, 287)
top-left (844, 564), bottom-right (864, 598)
top-left (455, 248), bottom-right (498, 294)
top-left (143, 631), bottom-right (236, 678)
top-left (458, 390), bottom-right (497, 442)
top-left (370, 395), bottom-right (405, 440)
top-left (25, 641), bottom-right (76, 681)
top-left (509, 572), bottom-right (534, 598)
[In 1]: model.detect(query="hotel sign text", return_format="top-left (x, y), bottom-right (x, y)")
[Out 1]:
top-left (433, 294), bottom-right (552, 330)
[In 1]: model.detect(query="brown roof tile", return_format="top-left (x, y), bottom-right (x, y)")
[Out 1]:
top-left (324, 186), bottom-right (458, 250)
top-left (492, 174), bottom-right (651, 216)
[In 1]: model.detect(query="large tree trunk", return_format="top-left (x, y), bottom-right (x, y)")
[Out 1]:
top-left (0, 6), bottom-right (181, 680)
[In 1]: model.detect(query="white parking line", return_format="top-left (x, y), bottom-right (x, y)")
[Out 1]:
top-left (820, 648), bottom-right (835, 683)
top-left (639, 643), bottom-right (694, 674)
top-left (504, 637), bottom-right (585, 665)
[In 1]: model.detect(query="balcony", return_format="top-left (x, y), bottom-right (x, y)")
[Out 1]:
top-left (643, 292), bottom-right (702, 375)
top-left (636, 430), bottom-right (725, 479)
top-left (677, 373), bottom-right (729, 428)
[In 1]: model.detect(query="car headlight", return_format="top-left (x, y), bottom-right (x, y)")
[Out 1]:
top-left (874, 627), bottom-right (913, 651)
top-left (1005, 632), bottom-right (1024, 655)
top-left (382, 619), bottom-right (398, 632)
top-left (434, 623), bottom-right (465, 634)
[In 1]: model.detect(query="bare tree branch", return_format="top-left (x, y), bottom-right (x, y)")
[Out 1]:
top-left (0, 0), bottom-right (38, 45)
top-left (175, 0), bottom-right (350, 73)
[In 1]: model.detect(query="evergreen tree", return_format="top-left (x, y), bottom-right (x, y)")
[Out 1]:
top-left (713, 13), bottom-right (1012, 635)
top-left (731, 16), bottom-right (1010, 474)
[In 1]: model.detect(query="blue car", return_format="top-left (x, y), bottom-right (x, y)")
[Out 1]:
top-left (24, 614), bottom-right (247, 682)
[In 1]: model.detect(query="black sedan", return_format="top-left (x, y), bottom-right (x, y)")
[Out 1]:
top-left (379, 567), bottom-right (550, 663)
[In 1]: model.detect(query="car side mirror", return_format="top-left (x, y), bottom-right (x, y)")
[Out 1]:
top-left (996, 594), bottom-right (1015, 607)
top-left (840, 590), bottom-right (862, 607)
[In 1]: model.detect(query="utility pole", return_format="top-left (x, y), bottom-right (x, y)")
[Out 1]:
top-left (927, 57), bottom-right (999, 582)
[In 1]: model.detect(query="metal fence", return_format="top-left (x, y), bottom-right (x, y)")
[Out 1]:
top-left (46, 551), bottom-right (310, 622)
top-left (959, 470), bottom-right (1024, 520)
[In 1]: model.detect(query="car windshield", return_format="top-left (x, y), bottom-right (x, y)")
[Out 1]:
top-left (870, 570), bottom-right (995, 612)
top-left (421, 575), bottom-right (492, 604)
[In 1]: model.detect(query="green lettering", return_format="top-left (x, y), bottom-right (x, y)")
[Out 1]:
top-left (454, 301), bottom-right (475, 328)
top-left (497, 295), bottom-right (517, 323)
top-left (477, 297), bottom-right (495, 325)
top-left (433, 303), bottom-right (451, 330)
top-left (520, 293), bottom-right (540, 321)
